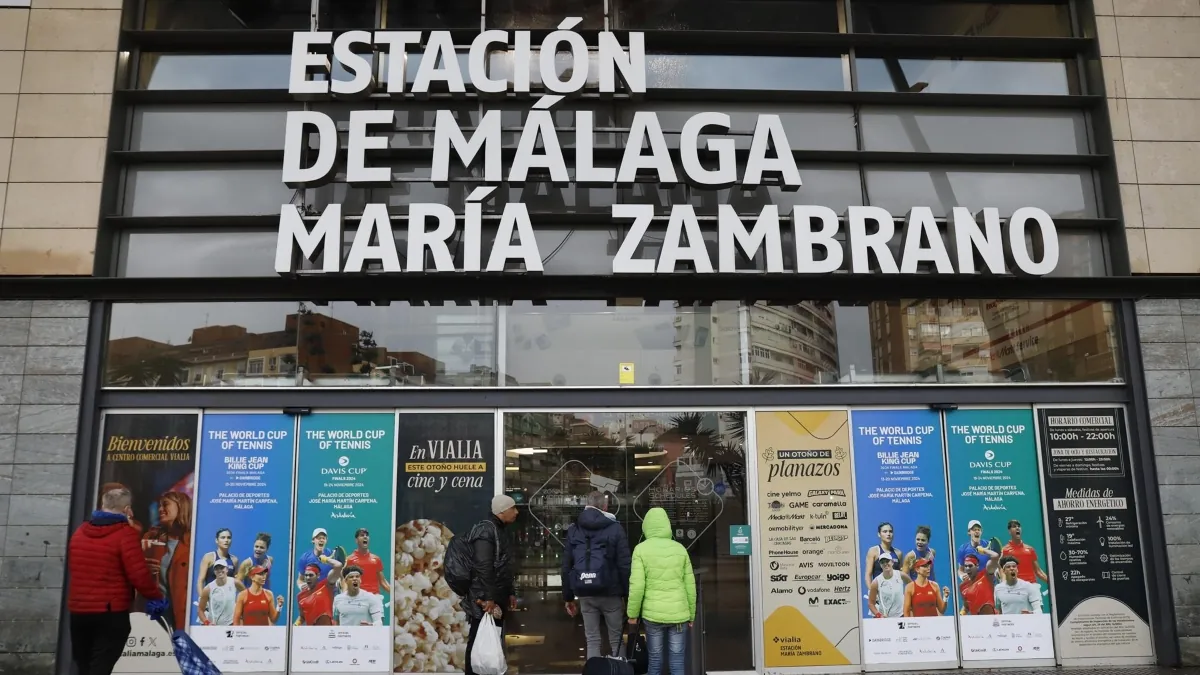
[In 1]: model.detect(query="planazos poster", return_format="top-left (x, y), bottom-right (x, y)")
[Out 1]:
top-left (755, 410), bottom-right (860, 668)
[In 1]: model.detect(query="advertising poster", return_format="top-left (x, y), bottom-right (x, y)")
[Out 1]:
top-left (393, 413), bottom-right (495, 673)
top-left (1037, 408), bottom-right (1153, 661)
top-left (754, 410), bottom-right (860, 668)
top-left (292, 413), bottom-right (396, 672)
top-left (851, 410), bottom-right (957, 666)
top-left (99, 412), bottom-right (199, 674)
top-left (190, 413), bottom-right (295, 672)
top-left (945, 408), bottom-right (1054, 662)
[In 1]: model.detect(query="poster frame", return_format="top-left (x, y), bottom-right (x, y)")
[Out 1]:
top-left (186, 409), bottom-right (301, 671)
top-left (97, 408), bottom-right (205, 675)
top-left (942, 404), bottom-right (1057, 670)
top-left (750, 405), bottom-right (861, 675)
top-left (1030, 403), bottom-right (1156, 667)
top-left (846, 406), bottom-right (960, 672)
top-left (290, 408), bottom-right (399, 674)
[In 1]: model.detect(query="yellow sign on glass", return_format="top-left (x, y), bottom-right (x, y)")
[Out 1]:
top-left (618, 362), bottom-right (635, 384)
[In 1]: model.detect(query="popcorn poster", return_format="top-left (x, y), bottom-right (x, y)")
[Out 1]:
top-left (291, 412), bottom-right (397, 672)
top-left (393, 413), bottom-right (496, 673)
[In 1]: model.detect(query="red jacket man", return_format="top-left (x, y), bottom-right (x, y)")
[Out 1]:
top-left (68, 487), bottom-right (163, 675)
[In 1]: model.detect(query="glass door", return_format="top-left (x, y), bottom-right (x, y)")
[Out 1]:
top-left (501, 410), bottom-right (753, 674)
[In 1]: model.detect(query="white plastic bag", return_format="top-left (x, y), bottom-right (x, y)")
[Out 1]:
top-left (470, 614), bottom-right (507, 675)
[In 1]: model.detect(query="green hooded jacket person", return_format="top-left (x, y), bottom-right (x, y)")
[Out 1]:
top-left (627, 508), bottom-right (697, 626)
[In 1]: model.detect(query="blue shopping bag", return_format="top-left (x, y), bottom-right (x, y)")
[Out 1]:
top-left (148, 601), bottom-right (221, 675)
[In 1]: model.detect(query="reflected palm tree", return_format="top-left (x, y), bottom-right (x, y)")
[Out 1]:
top-left (107, 354), bottom-right (189, 387)
top-left (666, 413), bottom-right (747, 508)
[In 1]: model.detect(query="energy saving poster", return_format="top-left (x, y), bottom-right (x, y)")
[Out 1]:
top-left (1037, 407), bottom-right (1153, 662)
top-left (292, 413), bottom-right (396, 672)
top-left (190, 413), bottom-right (295, 672)
top-left (945, 408), bottom-right (1055, 663)
top-left (755, 410), bottom-right (860, 669)
top-left (393, 413), bottom-right (496, 673)
top-left (100, 412), bottom-right (200, 675)
top-left (851, 409), bottom-right (957, 666)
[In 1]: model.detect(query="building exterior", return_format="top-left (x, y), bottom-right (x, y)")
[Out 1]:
top-left (0, 0), bottom-right (1200, 674)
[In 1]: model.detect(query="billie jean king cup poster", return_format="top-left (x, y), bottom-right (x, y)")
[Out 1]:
top-left (755, 410), bottom-right (861, 669)
top-left (292, 413), bottom-right (396, 673)
top-left (1038, 408), bottom-right (1153, 661)
top-left (851, 409), bottom-right (958, 666)
top-left (99, 412), bottom-right (200, 674)
top-left (393, 413), bottom-right (495, 673)
top-left (946, 409), bottom-right (1055, 662)
top-left (190, 413), bottom-right (295, 672)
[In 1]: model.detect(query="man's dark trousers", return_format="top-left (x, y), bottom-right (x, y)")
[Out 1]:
top-left (70, 611), bottom-right (132, 675)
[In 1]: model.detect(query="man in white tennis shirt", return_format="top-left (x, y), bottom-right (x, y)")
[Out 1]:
top-left (333, 566), bottom-right (384, 626)
top-left (993, 555), bottom-right (1042, 614)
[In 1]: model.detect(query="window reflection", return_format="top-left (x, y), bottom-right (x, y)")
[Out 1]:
top-left (648, 54), bottom-right (846, 90)
top-left (860, 108), bottom-right (1089, 155)
top-left (316, 0), bottom-right (377, 29)
top-left (503, 410), bottom-right (752, 674)
top-left (864, 166), bottom-right (1097, 218)
top-left (130, 105), bottom-right (297, 151)
top-left (124, 166), bottom-right (293, 217)
top-left (137, 54), bottom-right (292, 90)
top-left (856, 58), bottom-right (1075, 95)
top-left (387, 0), bottom-right (482, 28)
top-left (613, 0), bottom-right (840, 32)
top-left (505, 301), bottom-right (744, 386)
top-left (118, 231), bottom-right (277, 277)
top-left (487, 0), bottom-right (603, 29)
top-left (105, 302), bottom-right (498, 387)
top-left (142, 0), bottom-right (311, 29)
top-left (852, 1), bottom-right (1072, 37)
top-left (619, 103), bottom-right (857, 151)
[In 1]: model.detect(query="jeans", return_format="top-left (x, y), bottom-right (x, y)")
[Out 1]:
top-left (70, 611), bottom-right (132, 675)
top-left (644, 620), bottom-right (687, 675)
top-left (579, 596), bottom-right (624, 659)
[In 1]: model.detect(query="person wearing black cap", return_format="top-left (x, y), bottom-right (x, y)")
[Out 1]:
top-left (462, 494), bottom-right (520, 675)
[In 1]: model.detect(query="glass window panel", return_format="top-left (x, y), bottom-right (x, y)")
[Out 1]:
top-left (864, 166), bottom-right (1097, 218)
top-left (856, 58), bottom-right (1074, 95)
top-left (386, 0), bottom-right (482, 28)
top-left (648, 54), bottom-right (846, 90)
top-left (137, 54), bottom-right (293, 90)
top-left (619, 103), bottom-right (858, 151)
top-left (1050, 231), bottom-right (1106, 277)
top-left (487, 50), bottom-right (602, 89)
top-left (505, 302), bottom-right (744, 386)
top-left (105, 302), bottom-right (498, 387)
top-left (124, 166), bottom-right (293, 217)
top-left (130, 105), bottom-right (297, 151)
top-left (613, 0), bottom-right (840, 32)
top-left (317, 0), bottom-right (378, 29)
top-left (852, 1), bottom-right (1072, 37)
top-left (693, 165), bottom-right (864, 213)
top-left (503, 410), bottom-right (752, 675)
top-left (380, 51), bottom-right (472, 86)
top-left (748, 299), bottom-right (1120, 385)
top-left (860, 108), bottom-right (1089, 155)
top-left (118, 231), bottom-right (278, 277)
top-left (488, 0), bottom-right (603, 29)
top-left (142, 0), bottom-right (311, 29)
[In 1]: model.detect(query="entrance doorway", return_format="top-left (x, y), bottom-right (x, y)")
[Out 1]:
top-left (501, 410), bottom-right (754, 674)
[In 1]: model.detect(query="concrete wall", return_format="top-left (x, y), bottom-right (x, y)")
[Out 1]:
top-left (0, 1), bottom-right (119, 276)
top-left (0, 299), bottom-right (87, 674)
top-left (1096, 0), bottom-right (1200, 665)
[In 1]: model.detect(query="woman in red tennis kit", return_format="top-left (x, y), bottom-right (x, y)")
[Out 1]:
top-left (904, 558), bottom-right (950, 617)
top-left (234, 566), bottom-right (284, 626)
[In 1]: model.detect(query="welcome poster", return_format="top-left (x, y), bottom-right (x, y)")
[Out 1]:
top-left (755, 410), bottom-right (860, 668)
top-left (100, 412), bottom-right (199, 674)
top-left (292, 413), bottom-right (396, 672)
top-left (190, 413), bottom-right (295, 671)
top-left (851, 409), bottom-right (957, 666)
top-left (945, 408), bottom-right (1054, 663)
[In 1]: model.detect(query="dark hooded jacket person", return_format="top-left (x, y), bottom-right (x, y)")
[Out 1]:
top-left (561, 501), bottom-right (632, 601)
top-left (463, 495), bottom-right (517, 622)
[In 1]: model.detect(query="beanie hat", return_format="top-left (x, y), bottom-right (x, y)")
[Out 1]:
top-left (491, 494), bottom-right (516, 515)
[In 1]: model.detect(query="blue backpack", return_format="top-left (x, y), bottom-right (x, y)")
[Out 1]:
top-left (568, 528), bottom-right (612, 597)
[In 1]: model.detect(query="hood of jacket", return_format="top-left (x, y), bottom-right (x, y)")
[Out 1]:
top-left (643, 507), bottom-right (673, 540)
top-left (82, 511), bottom-right (131, 539)
top-left (578, 506), bottom-right (617, 531)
